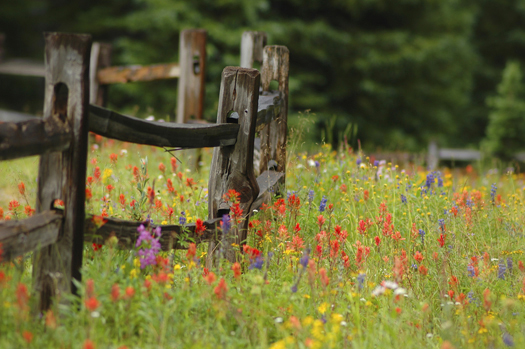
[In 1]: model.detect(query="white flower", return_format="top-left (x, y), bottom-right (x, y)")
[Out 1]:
top-left (146, 115), bottom-right (155, 121)
top-left (307, 159), bottom-right (316, 167)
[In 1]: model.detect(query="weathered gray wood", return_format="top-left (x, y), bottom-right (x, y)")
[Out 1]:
top-left (240, 31), bottom-right (267, 69)
top-left (89, 104), bottom-right (239, 148)
top-left (256, 91), bottom-right (282, 132)
top-left (176, 29), bottom-right (207, 123)
top-left (439, 148), bottom-right (481, 161)
top-left (207, 67), bottom-right (261, 264)
top-left (84, 216), bottom-right (222, 250)
top-left (0, 59), bottom-right (45, 77)
top-left (97, 62), bottom-right (179, 84)
top-left (0, 109), bottom-right (39, 122)
top-left (427, 141), bottom-right (439, 170)
top-left (259, 46), bottom-right (289, 191)
top-left (0, 118), bottom-right (71, 160)
top-left (33, 33), bottom-right (91, 312)
top-left (89, 42), bottom-right (112, 106)
top-left (251, 170), bottom-right (285, 211)
top-left (0, 211), bottom-right (62, 262)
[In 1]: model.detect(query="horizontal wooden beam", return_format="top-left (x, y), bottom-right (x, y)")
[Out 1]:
top-left (0, 109), bottom-right (40, 122)
top-left (255, 91), bottom-right (281, 132)
top-left (438, 148), bottom-right (481, 161)
top-left (0, 117), bottom-right (71, 160)
top-left (84, 215), bottom-right (222, 250)
top-left (0, 210), bottom-right (62, 262)
top-left (0, 59), bottom-right (45, 77)
top-left (89, 104), bottom-right (239, 148)
top-left (97, 63), bottom-right (180, 85)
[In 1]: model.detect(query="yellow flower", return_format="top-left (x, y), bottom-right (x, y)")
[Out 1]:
top-left (312, 319), bottom-right (325, 340)
top-left (331, 313), bottom-right (343, 323)
top-left (303, 316), bottom-right (314, 326)
top-left (174, 264), bottom-right (181, 271)
top-left (133, 258), bottom-right (141, 268)
top-left (102, 168), bottom-right (113, 182)
top-left (318, 302), bottom-right (329, 314)
top-left (129, 269), bottom-right (138, 279)
top-left (303, 294), bottom-right (311, 299)
top-left (268, 340), bottom-right (286, 349)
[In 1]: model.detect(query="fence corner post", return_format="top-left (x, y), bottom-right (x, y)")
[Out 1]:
top-left (428, 140), bottom-right (439, 170)
top-left (89, 42), bottom-right (112, 106)
top-left (33, 32), bottom-right (91, 311)
top-left (207, 67), bottom-right (260, 264)
top-left (176, 29), bottom-right (207, 123)
top-left (240, 31), bottom-right (267, 69)
top-left (259, 46), bottom-right (289, 190)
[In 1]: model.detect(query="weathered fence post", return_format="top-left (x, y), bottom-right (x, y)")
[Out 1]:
top-left (176, 29), bottom-right (207, 123)
top-left (259, 46), bottom-right (289, 187)
top-left (0, 33), bottom-right (5, 62)
top-left (428, 140), bottom-right (439, 170)
top-left (240, 31), bottom-right (267, 69)
top-left (207, 67), bottom-right (260, 264)
top-left (89, 42), bottom-right (112, 106)
top-left (33, 33), bottom-right (91, 311)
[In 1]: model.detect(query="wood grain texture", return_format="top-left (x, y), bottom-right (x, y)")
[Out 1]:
top-left (251, 170), bottom-right (285, 211)
top-left (207, 67), bottom-right (261, 264)
top-left (97, 62), bottom-right (179, 85)
top-left (84, 216), bottom-right (222, 250)
top-left (259, 46), bottom-right (289, 192)
top-left (177, 29), bottom-right (207, 123)
top-left (240, 31), bottom-right (267, 69)
top-left (0, 59), bottom-right (45, 77)
top-left (0, 117), bottom-right (71, 160)
top-left (89, 104), bottom-right (239, 148)
top-left (0, 211), bottom-right (62, 262)
top-left (89, 42), bottom-right (112, 106)
top-left (33, 33), bottom-right (91, 311)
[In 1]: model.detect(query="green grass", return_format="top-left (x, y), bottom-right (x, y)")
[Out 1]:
top-left (1, 136), bottom-right (525, 348)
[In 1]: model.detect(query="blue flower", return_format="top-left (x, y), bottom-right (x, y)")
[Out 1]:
top-left (401, 194), bottom-right (407, 204)
top-left (357, 273), bottom-right (365, 290)
top-left (179, 211), bottom-right (186, 225)
top-left (221, 214), bottom-right (231, 235)
top-left (249, 256), bottom-right (264, 270)
top-left (491, 183), bottom-right (497, 204)
top-left (319, 196), bottom-right (328, 212)
top-left (356, 158), bottom-right (362, 165)
top-left (498, 260), bottom-right (506, 280)
top-left (419, 229), bottom-right (425, 243)
top-left (300, 248), bottom-right (310, 268)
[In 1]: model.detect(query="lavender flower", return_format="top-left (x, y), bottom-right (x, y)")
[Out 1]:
top-left (498, 260), bottom-right (506, 280)
top-left (356, 158), bottom-right (362, 165)
top-left (425, 172), bottom-right (434, 189)
top-left (249, 256), bottom-right (264, 270)
top-left (438, 219), bottom-right (445, 233)
top-left (491, 183), bottom-right (497, 204)
top-left (467, 265), bottom-right (475, 277)
top-left (135, 225), bottom-right (162, 269)
top-left (319, 196), bottom-right (328, 212)
top-left (179, 211), bottom-right (186, 225)
top-left (503, 332), bottom-right (514, 347)
top-left (308, 190), bottom-right (315, 205)
top-left (507, 257), bottom-right (513, 273)
top-left (357, 273), bottom-right (366, 290)
top-left (419, 229), bottom-right (425, 244)
top-left (221, 214), bottom-right (231, 235)
top-left (300, 248), bottom-right (310, 268)
top-left (400, 194), bottom-right (407, 204)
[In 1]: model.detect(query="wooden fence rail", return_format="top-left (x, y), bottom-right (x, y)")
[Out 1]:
top-left (0, 31), bottom-right (289, 312)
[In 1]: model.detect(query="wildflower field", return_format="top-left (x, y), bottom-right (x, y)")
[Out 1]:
top-left (1, 133), bottom-right (525, 349)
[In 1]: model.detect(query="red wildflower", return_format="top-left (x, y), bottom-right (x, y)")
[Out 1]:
top-left (94, 166), bottom-right (101, 181)
top-left (106, 184), bottom-right (114, 193)
top-left (92, 243), bottom-right (102, 251)
top-left (287, 235), bottom-right (305, 251)
top-left (22, 331), bottom-right (33, 344)
top-left (111, 284), bottom-right (120, 302)
top-left (340, 184), bottom-right (347, 193)
top-left (363, 190), bottom-right (369, 201)
top-left (414, 251), bottom-right (424, 263)
top-left (86, 176), bottom-right (94, 185)
top-left (86, 279), bottom-right (95, 298)
top-left (86, 188), bottom-right (93, 201)
top-left (16, 283), bottom-right (29, 309)
top-left (0, 207), bottom-right (3, 220)
top-left (170, 157), bottom-right (178, 173)
top-left (317, 215), bottom-right (326, 229)
top-left (109, 153), bottom-right (118, 163)
top-left (195, 218), bottom-right (206, 235)
top-left (8, 200), bottom-right (20, 211)
top-left (374, 236), bottom-right (381, 246)
top-left (232, 262), bottom-right (241, 279)
top-left (125, 286), bottom-right (135, 299)
top-left (158, 162), bottom-right (166, 172)
top-left (438, 233), bottom-right (446, 248)
top-left (45, 310), bottom-right (57, 329)
top-left (418, 265), bottom-right (428, 276)
top-left (186, 177), bottom-right (196, 188)
top-left (214, 278), bottom-right (228, 300)
top-left (186, 243), bottom-right (197, 260)
top-left (319, 268), bottom-right (329, 287)
top-left (85, 297), bottom-right (100, 311)
top-left (204, 271), bottom-right (217, 285)
top-left (483, 288), bottom-right (491, 311)
top-left (18, 181), bottom-right (25, 195)
top-left (519, 261), bottom-right (525, 273)
top-left (83, 339), bottom-right (96, 349)
top-left (119, 194), bottom-right (126, 207)
top-left (24, 205), bottom-right (35, 217)
top-left (449, 275), bottom-right (459, 289)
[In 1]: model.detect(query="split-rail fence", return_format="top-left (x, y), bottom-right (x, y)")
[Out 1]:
top-left (0, 31), bottom-right (289, 312)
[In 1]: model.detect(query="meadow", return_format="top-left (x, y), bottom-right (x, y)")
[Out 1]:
top-left (1, 129), bottom-right (525, 348)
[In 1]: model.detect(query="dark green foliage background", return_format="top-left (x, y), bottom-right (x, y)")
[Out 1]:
top-left (1, 0), bottom-right (525, 151)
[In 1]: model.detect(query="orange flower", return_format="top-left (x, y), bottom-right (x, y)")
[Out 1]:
top-left (319, 268), bottom-right (329, 287)
top-left (18, 181), bottom-right (25, 195)
top-left (16, 283), bottom-right (29, 309)
top-left (45, 310), bottom-right (57, 329)
top-left (22, 331), bottom-right (33, 344)
top-left (85, 297), bottom-right (100, 311)
top-left (195, 218), bottom-right (206, 235)
top-left (111, 284), bottom-right (120, 302)
top-left (214, 278), bottom-right (228, 300)
top-left (418, 265), bottom-right (428, 276)
top-left (204, 271), bottom-right (217, 285)
top-left (158, 162), bottom-right (166, 172)
top-left (414, 251), bottom-right (424, 263)
top-left (125, 286), bottom-right (135, 299)
top-left (232, 262), bottom-right (241, 280)
top-left (83, 339), bottom-right (96, 349)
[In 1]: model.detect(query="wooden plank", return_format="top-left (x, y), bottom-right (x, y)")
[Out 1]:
top-left (259, 46), bottom-right (289, 191)
top-left (0, 33), bottom-right (4, 62)
top-left (89, 104), bottom-right (239, 148)
top-left (33, 33), bottom-right (91, 311)
top-left (0, 60), bottom-right (45, 77)
top-left (240, 31), bottom-right (267, 68)
top-left (251, 170), bottom-right (285, 211)
top-left (438, 148), bottom-right (481, 161)
top-left (96, 62), bottom-right (179, 85)
top-left (0, 117), bottom-right (71, 160)
top-left (89, 42), bottom-right (112, 105)
top-left (256, 91), bottom-right (281, 132)
top-left (0, 211), bottom-right (62, 262)
top-left (176, 29), bottom-right (207, 123)
top-left (0, 109), bottom-right (39, 122)
top-left (84, 216), bottom-right (222, 250)
top-left (207, 67), bottom-right (260, 264)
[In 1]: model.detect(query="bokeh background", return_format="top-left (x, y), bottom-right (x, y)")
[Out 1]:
top-left (1, 0), bottom-right (525, 153)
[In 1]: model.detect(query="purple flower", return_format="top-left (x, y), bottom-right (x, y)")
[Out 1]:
top-left (357, 273), bottom-right (365, 290)
top-left (179, 211), bottom-right (186, 225)
top-left (135, 225), bottom-right (162, 269)
top-left (498, 260), bottom-right (506, 280)
top-left (221, 214), bottom-right (231, 235)
top-left (300, 248), bottom-right (310, 268)
top-left (319, 196), bottom-right (328, 212)
top-left (291, 285), bottom-right (298, 293)
top-left (400, 194), bottom-right (407, 204)
top-left (249, 256), bottom-right (264, 270)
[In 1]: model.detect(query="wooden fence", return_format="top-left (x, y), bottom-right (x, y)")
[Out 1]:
top-left (0, 32), bottom-right (289, 311)
top-left (0, 29), bottom-right (206, 123)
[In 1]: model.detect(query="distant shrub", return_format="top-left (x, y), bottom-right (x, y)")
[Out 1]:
top-left (483, 61), bottom-right (525, 159)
